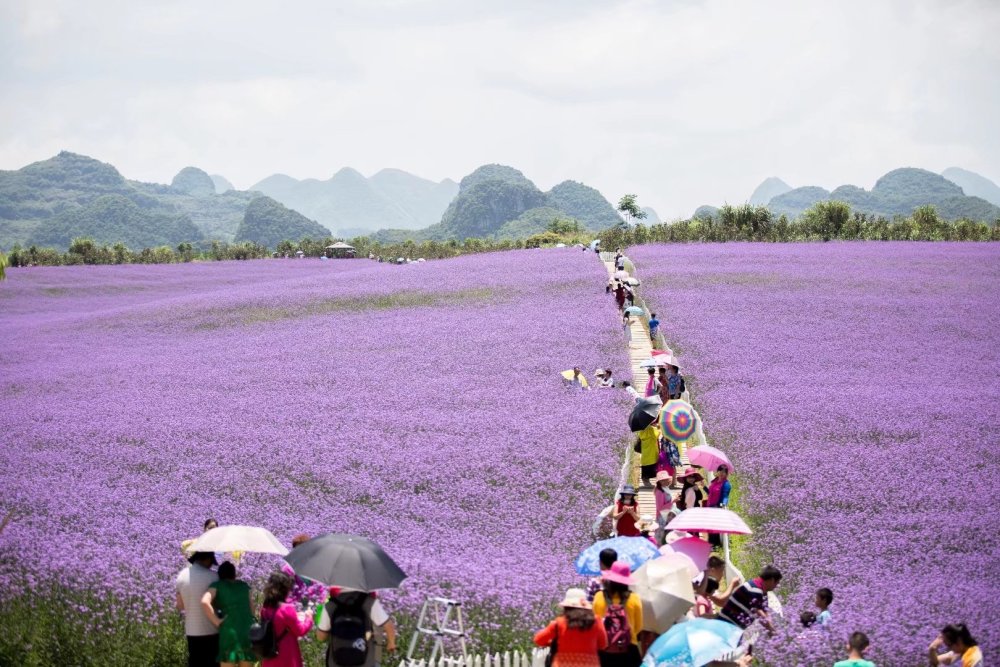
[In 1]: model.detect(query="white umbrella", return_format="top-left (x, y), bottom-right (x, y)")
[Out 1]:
top-left (633, 558), bottom-right (695, 633)
top-left (614, 270), bottom-right (629, 280)
top-left (639, 357), bottom-right (669, 368)
top-left (190, 525), bottom-right (289, 556)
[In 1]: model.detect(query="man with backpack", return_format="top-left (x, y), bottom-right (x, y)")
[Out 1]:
top-left (316, 588), bottom-right (397, 667)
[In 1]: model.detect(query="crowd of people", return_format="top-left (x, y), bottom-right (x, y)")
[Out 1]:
top-left (539, 250), bottom-right (983, 667)
top-left (175, 522), bottom-right (397, 667)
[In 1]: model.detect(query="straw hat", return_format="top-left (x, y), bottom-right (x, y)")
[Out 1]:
top-left (557, 588), bottom-right (592, 609)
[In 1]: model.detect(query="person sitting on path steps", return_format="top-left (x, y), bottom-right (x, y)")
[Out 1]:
top-left (613, 486), bottom-right (640, 537)
top-left (586, 548), bottom-right (618, 602)
top-left (534, 588), bottom-right (608, 667)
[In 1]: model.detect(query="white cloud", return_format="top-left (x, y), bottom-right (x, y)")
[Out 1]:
top-left (0, 0), bottom-right (998, 219)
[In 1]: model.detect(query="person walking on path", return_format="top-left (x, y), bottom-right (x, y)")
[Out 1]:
top-left (676, 468), bottom-right (704, 511)
top-left (706, 465), bottom-right (732, 547)
top-left (175, 551), bottom-right (219, 667)
top-left (653, 471), bottom-right (674, 527)
top-left (317, 588), bottom-right (397, 667)
top-left (613, 487), bottom-right (641, 537)
top-left (834, 631), bottom-right (876, 667)
top-left (665, 364), bottom-right (683, 401)
top-left (201, 561), bottom-right (255, 667)
top-left (614, 283), bottom-right (627, 312)
top-left (644, 368), bottom-right (658, 398)
top-left (636, 425), bottom-right (659, 487)
top-left (928, 624), bottom-right (982, 666)
top-left (592, 563), bottom-right (643, 667)
top-left (647, 313), bottom-right (660, 342)
top-left (258, 572), bottom-right (314, 667)
top-left (623, 313), bottom-right (633, 345)
top-left (534, 588), bottom-right (608, 667)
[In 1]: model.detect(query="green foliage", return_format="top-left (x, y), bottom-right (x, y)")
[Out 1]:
top-left (493, 207), bottom-right (578, 240)
top-left (616, 194), bottom-right (646, 225)
top-left (599, 202), bottom-right (1000, 246)
top-left (431, 165), bottom-right (549, 240)
top-left (546, 180), bottom-right (621, 230)
top-left (234, 196), bottom-right (331, 249)
top-left (0, 250), bottom-right (6, 280)
top-left (28, 195), bottom-right (201, 250)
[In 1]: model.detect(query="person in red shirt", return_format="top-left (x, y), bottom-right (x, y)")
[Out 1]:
top-left (613, 486), bottom-right (640, 537)
top-left (535, 588), bottom-right (608, 667)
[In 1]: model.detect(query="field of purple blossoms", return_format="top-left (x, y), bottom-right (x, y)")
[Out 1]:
top-left (630, 242), bottom-right (1000, 664)
top-left (0, 250), bottom-right (630, 660)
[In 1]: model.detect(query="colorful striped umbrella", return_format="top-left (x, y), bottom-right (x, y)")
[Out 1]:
top-left (659, 399), bottom-right (698, 443)
top-left (667, 508), bottom-right (752, 535)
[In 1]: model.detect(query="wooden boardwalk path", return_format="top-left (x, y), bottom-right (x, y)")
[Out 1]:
top-left (600, 254), bottom-right (690, 521)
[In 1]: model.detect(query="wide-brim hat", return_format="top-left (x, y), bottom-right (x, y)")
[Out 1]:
top-left (676, 467), bottom-right (703, 481)
top-left (618, 485), bottom-right (637, 498)
top-left (558, 588), bottom-right (592, 609)
top-left (604, 561), bottom-right (634, 585)
top-left (654, 470), bottom-right (673, 485)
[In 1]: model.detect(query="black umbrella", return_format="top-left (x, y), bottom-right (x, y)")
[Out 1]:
top-left (629, 395), bottom-right (662, 432)
top-left (284, 533), bottom-right (407, 590)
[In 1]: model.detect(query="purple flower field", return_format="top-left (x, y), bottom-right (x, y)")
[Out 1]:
top-left (630, 242), bottom-right (1000, 662)
top-left (0, 251), bottom-right (630, 637)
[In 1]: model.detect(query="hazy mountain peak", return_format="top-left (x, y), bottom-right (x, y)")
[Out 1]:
top-left (941, 167), bottom-right (1000, 207)
top-left (748, 177), bottom-right (792, 206)
top-left (171, 166), bottom-right (215, 197)
top-left (210, 174), bottom-right (234, 193)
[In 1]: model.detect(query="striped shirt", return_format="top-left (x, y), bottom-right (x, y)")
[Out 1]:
top-left (718, 578), bottom-right (768, 629)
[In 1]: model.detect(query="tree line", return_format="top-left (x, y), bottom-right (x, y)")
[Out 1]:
top-left (598, 201), bottom-right (1000, 248)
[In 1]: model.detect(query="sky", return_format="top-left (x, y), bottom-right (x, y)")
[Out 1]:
top-left (1, 0), bottom-right (998, 220)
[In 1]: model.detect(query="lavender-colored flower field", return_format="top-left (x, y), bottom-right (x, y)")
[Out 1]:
top-left (0, 251), bottom-right (629, 634)
top-left (630, 242), bottom-right (1000, 662)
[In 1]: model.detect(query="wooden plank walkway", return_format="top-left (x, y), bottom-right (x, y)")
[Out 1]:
top-left (600, 254), bottom-right (690, 522)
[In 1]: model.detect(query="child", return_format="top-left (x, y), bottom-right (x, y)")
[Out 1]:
top-left (833, 631), bottom-right (875, 667)
top-left (815, 587), bottom-right (833, 626)
top-left (585, 548), bottom-right (617, 602)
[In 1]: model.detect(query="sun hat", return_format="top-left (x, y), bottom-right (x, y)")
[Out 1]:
top-left (618, 485), bottom-right (637, 498)
top-left (676, 467), bottom-right (703, 481)
top-left (594, 368), bottom-right (606, 377)
top-left (654, 470), bottom-right (673, 485)
top-left (557, 588), bottom-right (592, 609)
top-left (603, 561), bottom-right (634, 586)
top-left (665, 530), bottom-right (692, 544)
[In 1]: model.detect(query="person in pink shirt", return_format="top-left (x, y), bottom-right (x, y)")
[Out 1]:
top-left (259, 571), bottom-right (314, 667)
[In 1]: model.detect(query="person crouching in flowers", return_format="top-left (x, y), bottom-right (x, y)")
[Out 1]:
top-left (201, 561), bottom-right (255, 667)
top-left (535, 588), bottom-right (607, 667)
top-left (259, 572), bottom-right (314, 667)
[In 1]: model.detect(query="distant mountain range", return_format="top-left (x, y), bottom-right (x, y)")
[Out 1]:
top-left (694, 168), bottom-right (1000, 221)
top-left (250, 168), bottom-right (459, 237)
top-left (374, 164), bottom-right (620, 242)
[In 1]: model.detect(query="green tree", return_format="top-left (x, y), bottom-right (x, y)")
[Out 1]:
top-left (616, 194), bottom-right (647, 226)
top-left (0, 250), bottom-right (6, 281)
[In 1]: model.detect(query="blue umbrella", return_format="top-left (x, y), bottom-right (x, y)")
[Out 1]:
top-left (575, 537), bottom-right (660, 576)
top-left (643, 618), bottom-right (742, 667)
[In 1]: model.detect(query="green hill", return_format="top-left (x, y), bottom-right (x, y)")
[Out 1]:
top-left (29, 194), bottom-right (201, 249)
top-left (424, 165), bottom-right (549, 240)
top-left (546, 180), bottom-right (620, 230)
top-left (0, 152), bottom-right (303, 250)
top-left (693, 205), bottom-right (719, 220)
top-left (748, 177), bottom-right (792, 206)
top-left (494, 207), bottom-right (578, 240)
top-left (234, 196), bottom-right (330, 248)
top-left (764, 168), bottom-right (1000, 221)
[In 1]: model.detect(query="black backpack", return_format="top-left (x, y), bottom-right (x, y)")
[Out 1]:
top-left (249, 613), bottom-right (287, 660)
top-left (326, 592), bottom-right (373, 667)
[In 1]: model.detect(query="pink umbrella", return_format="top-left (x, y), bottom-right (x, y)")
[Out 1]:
top-left (659, 537), bottom-right (713, 572)
top-left (651, 348), bottom-right (674, 358)
top-left (667, 508), bottom-right (752, 535)
top-left (687, 445), bottom-right (734, 473)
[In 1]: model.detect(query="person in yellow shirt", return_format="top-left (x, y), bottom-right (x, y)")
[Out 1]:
top-left (592, 562), bottom-right (643, 667)
top-left (636, 425), bottom-right (659, 487)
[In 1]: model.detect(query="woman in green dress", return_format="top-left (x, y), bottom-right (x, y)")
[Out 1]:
top-left (201, 561), bottom-right (256, 667)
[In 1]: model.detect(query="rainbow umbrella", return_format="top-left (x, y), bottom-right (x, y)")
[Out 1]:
top-left (659, 399), bottom-right (698, 443)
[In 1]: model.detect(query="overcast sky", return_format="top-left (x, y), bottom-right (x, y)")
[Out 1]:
top-left (2, 0), bottom-right (998, 219)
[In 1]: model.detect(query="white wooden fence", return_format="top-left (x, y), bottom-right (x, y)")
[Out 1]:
top-left (402, 650), bottom-right (544, 667)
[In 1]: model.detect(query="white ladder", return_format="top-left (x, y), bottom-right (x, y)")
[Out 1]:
top-left (404, 597), bottom-right (469, 667)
